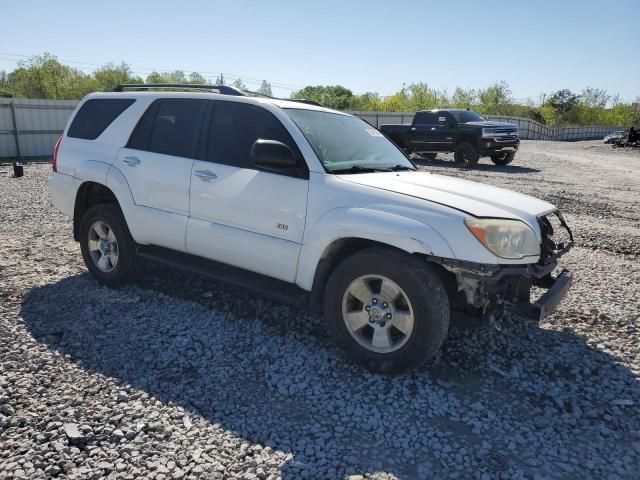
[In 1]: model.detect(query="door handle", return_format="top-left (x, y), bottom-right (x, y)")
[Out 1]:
top-left (410, 127), bottom-right (416, 131)
top-left (194, 170), bottom-right (218, 181)
top-left (123, 156), bottom-right (141, 166)
top-left (430, 127), bottom-right (436, 131)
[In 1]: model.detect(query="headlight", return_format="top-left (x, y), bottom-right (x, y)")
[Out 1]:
top-left (482, 127), bottom-right (497, 137)
top-left (465, 218), bottom-right (540, 259)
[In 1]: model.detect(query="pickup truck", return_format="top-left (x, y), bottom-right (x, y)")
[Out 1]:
top-left (380, 109), bottom-right (520, 167)
top-left (48, 85), bottom-right (572, 374)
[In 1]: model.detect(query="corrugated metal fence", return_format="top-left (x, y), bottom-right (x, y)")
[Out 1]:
top-left (349, 111), bottom-right (623, 141)
top-left (0, 99), bottom-right (77, 160)
top-left (0, 99), bottom-right (625, 161)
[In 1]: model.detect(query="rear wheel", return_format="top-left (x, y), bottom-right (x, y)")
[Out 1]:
top-left (454, 142), bottom-right (479, 167)
top-left (79, 204), bottom-right (140, 287)
top-left (491, 151), bottom-right (516, 165)
top-left (323, 248), bottom-right (450, 374)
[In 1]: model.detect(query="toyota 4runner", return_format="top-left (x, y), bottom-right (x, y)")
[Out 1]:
top-left (48, 84), bottom-right (573, 373)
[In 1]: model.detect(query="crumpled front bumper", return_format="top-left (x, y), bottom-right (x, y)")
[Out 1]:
top-left (507, 270), bottom-right (573, 321)
top-left (529, 270), bottom-right (572, 320)
top-left (432, 210), bottom-right (575, 324)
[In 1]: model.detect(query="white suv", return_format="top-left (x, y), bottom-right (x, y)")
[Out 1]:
top-left (48, 84), bottom-right (573, 373)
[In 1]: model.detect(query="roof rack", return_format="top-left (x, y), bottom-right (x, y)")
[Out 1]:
top-left (111, 83), bottom-right (324, 107)
top-left (111, 83), bottom-right (245, 95)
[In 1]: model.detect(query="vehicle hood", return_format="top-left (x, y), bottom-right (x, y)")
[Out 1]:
top-left (464, 121), bottom-right (519, 129)
top-left (338, 171), bottom-right (555, 228)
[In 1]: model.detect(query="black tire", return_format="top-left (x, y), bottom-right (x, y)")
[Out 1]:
top-left (323, 248), bottom-right (450, 374)
top-left (79, 204), bottom-right (140, 287)
top-left (454, 142), bottom-right (479, 167)
top-left (491, 151), bottom-right (515, 165)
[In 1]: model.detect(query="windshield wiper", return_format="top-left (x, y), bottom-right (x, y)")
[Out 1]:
top-left (389, 164), bottom-right (415, 171)
top-left (330, 165), bottom-right (388, 174)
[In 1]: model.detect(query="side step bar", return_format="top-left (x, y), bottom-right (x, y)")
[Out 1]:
top-left (136, 246), bottom-right (310, 309)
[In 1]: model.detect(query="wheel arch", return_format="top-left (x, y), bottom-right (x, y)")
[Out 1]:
top-left (73, 181), bottom-right (121, 241)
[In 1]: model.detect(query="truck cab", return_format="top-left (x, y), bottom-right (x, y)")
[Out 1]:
top-left (380, 109), bottom-right (520, 167)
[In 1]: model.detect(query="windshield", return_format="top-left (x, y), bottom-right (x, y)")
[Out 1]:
top-left (285, 109), bottom-right (415, 173)
top-left (450, 110), bottom-right (486, 123)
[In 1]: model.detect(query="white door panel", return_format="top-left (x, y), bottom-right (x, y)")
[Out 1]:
top-left (189, 160), bottom-right (307, 242)
top-left (186, 218), bottom-right (300, 282)
top-left (116, 147), bottom-right (193, 215)
top-left (188, 161), bottom-right (308, 281)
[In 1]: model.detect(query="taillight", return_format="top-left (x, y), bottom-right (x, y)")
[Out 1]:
top-left (52, 136), bottom-right (62, 172)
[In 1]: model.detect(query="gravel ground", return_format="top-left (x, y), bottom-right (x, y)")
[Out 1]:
top-left (1, 140), bottom-right (639, 479)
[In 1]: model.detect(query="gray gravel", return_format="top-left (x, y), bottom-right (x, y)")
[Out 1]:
top-left (1, 140), bottom-right (639, 479)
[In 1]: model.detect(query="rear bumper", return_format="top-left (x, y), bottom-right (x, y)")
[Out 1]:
top-left (48, 172), bottom-right (80, 218)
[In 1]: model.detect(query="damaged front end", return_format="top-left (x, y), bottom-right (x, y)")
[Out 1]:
top-left (435, 211), bottom-right (574, 326)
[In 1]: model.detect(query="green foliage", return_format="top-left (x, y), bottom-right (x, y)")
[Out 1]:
top-left (257, 80), bottom-right (272, 96)
top-left (477, 81), bottom-right (512, 114)
top-left (188, 72), bottom-right (207, 84)
top-left (94, 62), bottom-right (142, 91)
top-left (232, 78), bottom-right (247, 90)
top-left (146, 70), bottom-right (189, 84)
top-left (291, 85), bottom-right (356, 110)
top-left (1, 53), bottom-right (636, 127)
top-left (547, 89), bottom-right (580, 113)
top-left (5, 53), bottom-right (96, 99)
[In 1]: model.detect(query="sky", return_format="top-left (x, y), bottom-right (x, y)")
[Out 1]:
top-left (1, 0), bottom-right (638, 102)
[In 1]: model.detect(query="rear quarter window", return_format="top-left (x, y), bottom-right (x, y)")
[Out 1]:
top-left (67, 99), bottom-right (136, 140)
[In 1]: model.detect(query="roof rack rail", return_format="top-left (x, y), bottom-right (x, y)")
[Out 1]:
top-left (111, 83), bottom-right (325, 107)
top-left (111, 83), bottom-right (245, 96)
top-left (242, 89), bottom-right (324, 107)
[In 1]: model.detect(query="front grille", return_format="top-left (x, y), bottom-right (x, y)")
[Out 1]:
top-left (538, 211), bottom-right (574, 262)
top-left (494, 128), bottom-right (517, 134)
top-left (494, 135), bottom-right (518, 142)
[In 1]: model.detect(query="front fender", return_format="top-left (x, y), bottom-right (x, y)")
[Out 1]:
top-left (296, 207), bottom-right (455, 290)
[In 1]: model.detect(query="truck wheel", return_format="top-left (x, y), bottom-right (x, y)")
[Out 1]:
top-left (79, 204), bottom-right (140, 287)
top-left (454, 143), bottom-right (479, 167)
top-left (491, 151), bottom-right (516, 165)
top-left (323, 248), bottom-right (450, 374)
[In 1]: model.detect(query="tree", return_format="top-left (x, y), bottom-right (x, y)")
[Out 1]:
top-left (478, 81), bottom-right (512, 113)
top-left (188, 72), bottom-right (206, 84)
top-left (451, 87), bottom-right (477, 108)
top-left (580, 87), bottom-right (610, 108)
top-left (146, 70), bottom-right (188, 84)
top-left (291, 85), bottom-right (355, 110)
top-left (0, 70), bottom-right (11, 97)
top-left (5, 53), bottom-right (95, 99)
top-left (94, 62), bottom-right (142, 91)
top-left (547, 89), bottom-right (579, 113)
top-left (257, 80), bottom-right (272, 96)
top-left (232, 78), bottom-right (247, 90)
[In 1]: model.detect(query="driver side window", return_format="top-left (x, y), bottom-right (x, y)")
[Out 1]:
top-left (204, 101), bottom-right (305, 176)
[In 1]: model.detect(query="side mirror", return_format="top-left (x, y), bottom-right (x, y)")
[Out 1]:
top-left (251, 139), bottom-right (299, 175)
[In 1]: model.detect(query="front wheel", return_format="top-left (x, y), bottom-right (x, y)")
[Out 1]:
top-left (490, 151), bottom-right (516, 165)
top-left (323, 248), bottom-right (450, 374)
top-left (454, 142), bottom-right (479, 167)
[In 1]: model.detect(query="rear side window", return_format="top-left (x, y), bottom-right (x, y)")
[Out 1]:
top-left (413, 111), bottom-right (438, 124)
top-left (204, 101), bottom-right (302, 170)
top-left (128, 99), bottom-right (207, 158)
top-left (67, 99), bottom-right (135, 140)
